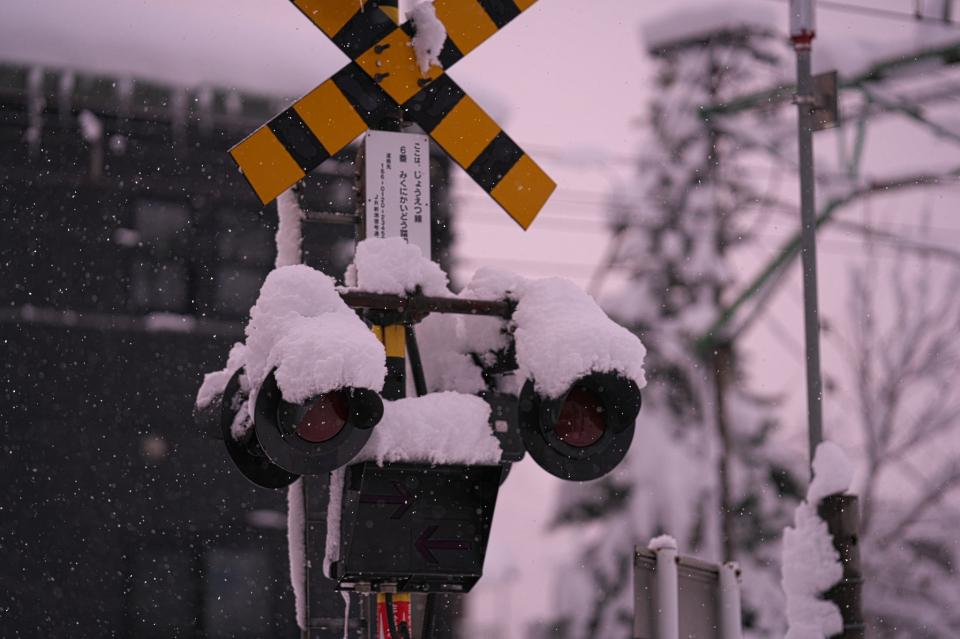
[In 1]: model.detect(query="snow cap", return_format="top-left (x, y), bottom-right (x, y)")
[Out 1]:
top-left (352, 392), bottom-right (502, 466)
top-left (457, 268), bottom-right (647, 398)
top-left (512, 277), bottom-right (647, 398)
top-left (807, 441), bottom-right (853, 503)
top-left (243, 264), bottom-right (386, 403)
top-left (350, 237), bottom-right (450, 297)
top-left (648, 534), bottom-right (678, 552)
top-left (408, 0), bottom-right (447, 75)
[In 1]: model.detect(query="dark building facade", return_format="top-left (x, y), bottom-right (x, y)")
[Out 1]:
top-left (0, 63), bottom-right (455, 637)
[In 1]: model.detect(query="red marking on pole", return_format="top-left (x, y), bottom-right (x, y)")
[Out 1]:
top-left (415, 525), bottom-right (471, 564)
top-left (377, 594), bottom-right (411, 639)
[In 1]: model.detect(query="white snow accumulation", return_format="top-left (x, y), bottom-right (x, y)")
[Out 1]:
top-left (415, 312), bottom-right (487, 395)
top-left (352, 392), bottom-right (501, 466)
top-left (461, 267), bottom-right (648, 398)
top-left (348, 237), bottom-right (450, 297)
top-left (195, 265), bottom-right (386, 420)
top-left (287, 479), bottom-right (306, 630)
top-left (647, 534), bottom-right (678, 552)
top-left (781, 442), bottom-right (853, 639)
top-left (275, 188), bottom-right (305, 268)
top-left (408, 0), bottom-right (447, 75)
top-left (197, 244), bottom-right (645, 465)
top-left (324, 467), bottom-right (347, 578)
top-left (512, 276), bottom-right (647, 398)
top-left (196, 342), bottom-right (247, 410)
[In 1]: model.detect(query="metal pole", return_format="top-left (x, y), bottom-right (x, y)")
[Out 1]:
top-left (790, 0), bottom-right (824, 470)
top-left (653, 544), bottom-right (679, 639)
top-left (818, 495), bottom-right (865, 638)
top-left (718, 562), bottom-right (743, 639)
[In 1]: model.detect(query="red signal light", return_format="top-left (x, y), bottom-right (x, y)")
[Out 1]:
top-left (554, 386), bottom-right (605, 448)
top-left (295, 391), bottom-right (349, 443)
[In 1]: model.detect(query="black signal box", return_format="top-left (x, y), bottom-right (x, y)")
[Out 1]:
top-left (330, 462), bottom-right (504, 593)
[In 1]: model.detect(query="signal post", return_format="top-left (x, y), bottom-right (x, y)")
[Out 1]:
top-left (200, 2), bottom-right (646, 638)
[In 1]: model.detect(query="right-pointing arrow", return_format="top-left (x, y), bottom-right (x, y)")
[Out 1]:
top-left (359, 480), bottom-right (417, 519)
top-left (415, 525), bottom-right (471, 564)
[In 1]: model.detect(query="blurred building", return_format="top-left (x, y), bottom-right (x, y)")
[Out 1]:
top-left (0, 62), bottom-right (455, 637)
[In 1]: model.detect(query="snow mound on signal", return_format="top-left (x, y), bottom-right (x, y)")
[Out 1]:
top-left (353, 392), bottom-right (501, 466)
top-left (196, 264), bottom-right (386, 412)
top-left (348, 237), bottom-right (450, 297)
top-left (460, 267), bottom-right (647, 398)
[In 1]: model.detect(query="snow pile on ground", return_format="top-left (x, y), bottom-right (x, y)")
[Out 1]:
top-left (460, 267), bottom-right (647, 398)
top-left (347, 237), bottom-right (449, 296)
top-left (408, 0), bottom-right (446, 75)
top-left (781, 442), bottom-right (852, 639)
top-left (195, 265), bottom-right (386, 419)
top-left (352, 392), bottom-right (502, 466)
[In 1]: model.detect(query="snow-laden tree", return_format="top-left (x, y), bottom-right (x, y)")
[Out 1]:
top-left (843, 250), bottom-right (960, 637)
top-left (548, 17), bottom-right (801, 638)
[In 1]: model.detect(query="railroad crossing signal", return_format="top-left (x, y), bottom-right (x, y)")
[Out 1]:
top-left (230, 0), bottom-right (556, 230)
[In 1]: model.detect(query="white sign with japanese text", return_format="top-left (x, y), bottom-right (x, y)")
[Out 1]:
top-left (364, 131), bottom-right (431, 260)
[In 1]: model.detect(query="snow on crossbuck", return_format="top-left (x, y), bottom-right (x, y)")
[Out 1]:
top-left (230, 0), bottom-right (556, 229)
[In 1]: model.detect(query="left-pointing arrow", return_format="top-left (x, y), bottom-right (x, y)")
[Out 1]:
top-left (415, 525), bottom-right (471, 564)
top-left (359, 480), bottom-right (416, 519)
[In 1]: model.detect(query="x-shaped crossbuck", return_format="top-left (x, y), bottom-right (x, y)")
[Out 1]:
top-left (230, 0), bottom-right (555, 229)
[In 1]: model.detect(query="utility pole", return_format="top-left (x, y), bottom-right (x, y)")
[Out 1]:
top-left (790, 4), bottom-right (864, 637)
top-left (789, 0), bottom-right (824, 471)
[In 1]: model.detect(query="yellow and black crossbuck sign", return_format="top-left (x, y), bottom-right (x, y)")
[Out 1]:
top-left (230, 0), bottom-right (556, 230)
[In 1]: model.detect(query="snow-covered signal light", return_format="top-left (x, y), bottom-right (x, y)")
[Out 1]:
top-left (255, 370), bottom-right (384, 478)
top-left (553, 385), bottom-right (607, 448)
top-left (518, 372), bottom-right (642, 481)
top-left (218, 369), bottom-right (299, 490)
top-left (288, 390), bottom-right (349, 443)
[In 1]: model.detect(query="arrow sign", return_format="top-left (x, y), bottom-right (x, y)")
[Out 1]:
top-left (359, 480), bottom-right (417, 519)
top-left (415, 525), bottom-right (471, 564)
top-left (229, 0), bottom-right (555, 230)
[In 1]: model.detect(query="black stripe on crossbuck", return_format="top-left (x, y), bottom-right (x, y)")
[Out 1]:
top-left (333, 6), bottom-right (396, 59)
top-left (467, 132), bottom-right (523, 192)
top-left (268, 108), bottom-right (329, 172)
top-left (437, 36), bottom-right (465, 69)
top-left (477, 0), bottom-right (521, 28)
top-left (401, 74), bottom-right (465, 133)
top-left (333, 62), bottom-right (399, 128)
